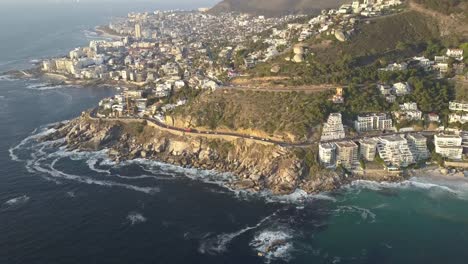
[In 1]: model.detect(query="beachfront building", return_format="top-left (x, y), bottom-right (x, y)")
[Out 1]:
top-left (354, 113), bottom-right (393, 133)
top-left (321, 113), bottom-right (346, 141)
top-left (335, 140), bottom-right (359, 170)
top-left (377, 135), bottom-right (415, 168)
top-left (407, 134), bottom-right (429, 161)
top-left (434, 134), bottom-right (463, 160)
top-left (319, 142), bottom-right (337, 168)
top-left (359, 138), bottom-right (378, 161)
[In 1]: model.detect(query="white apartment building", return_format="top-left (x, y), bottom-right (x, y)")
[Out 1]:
top-left (377, 135), bottom-right (415, 168)
top-left (434, 134), bottom-right (463, 160)
top-left (354, 113), bottom-right (393, 133)
top-left (321, 113), bottom-right (346, 141)
top-left (319, 143), bottom-right (337, 168)
top-left (393, 82), bottom-right (410, 96)
top-left (395, 102), bottom-right (423, 121)
top-left (335, 141), bottom-right (359, 170)
top-left (359, 138), bottom-right (378, 161)
top-left (449, 113), bottom-right (468, 124)
top-left (449, 101), bottom-right (468, 112)
top-left (407, 134), bottom-right (429, 161)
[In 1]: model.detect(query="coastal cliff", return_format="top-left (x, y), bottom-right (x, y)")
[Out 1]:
top-left (42, 113), bottom-right (404, 194)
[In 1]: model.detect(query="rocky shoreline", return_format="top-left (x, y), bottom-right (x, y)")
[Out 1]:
top-left (40, 113), bottom-right (406, 195)
top-left (3, 68), bottom-right (143, 90)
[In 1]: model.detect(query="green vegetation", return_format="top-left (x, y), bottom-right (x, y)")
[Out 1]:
top-left (171, 89), bottom-right (334, 141)
top-left (209, 0), bottom-right (344, 17)
top-left (248, 11), bottom-right (440, 85)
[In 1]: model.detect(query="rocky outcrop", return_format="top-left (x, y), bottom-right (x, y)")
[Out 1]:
top-left (42, 114), bottom-right (405, 195)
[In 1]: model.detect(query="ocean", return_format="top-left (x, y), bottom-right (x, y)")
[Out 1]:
top-left (2, 2), bottom-right (468, 264)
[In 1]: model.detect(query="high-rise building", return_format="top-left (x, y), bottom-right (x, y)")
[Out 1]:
top-left (321, 113), bottom-right (346, 141)
top-left (354, 113), bottom-right (393, 133)
top-left (319, 143), bottom-right (337, 168)
top-left (434, 134), bottom-right (463, 160)
top-left (359, 138), bottom-right (378, 161)
top-left (135, 23), bottom-right (142, 39)
top-left (335, 141), bottom-right (359, 170)
top-left (377, 135), bottom-right (415, 168)
top-left (407, 134), bottom-right (429, 161)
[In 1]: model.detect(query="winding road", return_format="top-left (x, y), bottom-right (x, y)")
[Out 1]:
top-left (90, 108), bottom-right (437, 148)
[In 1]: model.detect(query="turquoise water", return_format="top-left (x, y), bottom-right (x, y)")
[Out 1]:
top-left (2, 2), bottom-right (468, 264)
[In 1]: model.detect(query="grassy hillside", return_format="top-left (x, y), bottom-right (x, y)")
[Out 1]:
top-left (209, 0), bottom-right (347, 17)
top-left (169, 89), bottom-right (334, 142)
top-left (246, 11), bottom-right (441, 85)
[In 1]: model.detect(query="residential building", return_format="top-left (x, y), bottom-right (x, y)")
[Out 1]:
top-left (395, 102), bottom-right (422, 121)
top-left (319, 143), bottom-right (337, 168)
top-left (449, 113), bottom-right (468, 124)
top-left (377, 135), bottom-right (415, 168)
top-left (335, 141), bottom-right (359, 170)
top-left (407, 134), bottom-right (429, 161)
top-left (359, 138), bottom-right (378, 161)
top-left (332, 87), bottom-right (344, 104)
top-left (354, 113), bottom-right (393, 133)
top-left (393, 82), bottom-right (410, 96)
top-left (135, 23), bottom-right (142, 39)
top-left (461, 131), bottom-right (468, 155)
top-left (321, 113), bottom-right (346, 141)
top-left (446, 49), bottom-right (464, 60)
top-left (427, 113), bottom-right (440, 123)
top-left (449, 101), bottom-right (468, 112)
top-left (434, 134), bottom-right (463, 160)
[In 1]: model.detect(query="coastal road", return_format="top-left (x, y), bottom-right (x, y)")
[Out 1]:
top-left (89, 109), bottom-right (437, 148)
top-left (89, 108), bottom-right (301, 146)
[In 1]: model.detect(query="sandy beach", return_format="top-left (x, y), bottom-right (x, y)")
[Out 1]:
top-left (94, 26), bottom-right (123, 40)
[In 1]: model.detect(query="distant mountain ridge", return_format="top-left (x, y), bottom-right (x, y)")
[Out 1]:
top-left (209, 0), bottom-right (348, 17)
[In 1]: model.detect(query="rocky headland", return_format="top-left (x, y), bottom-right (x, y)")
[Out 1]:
top-left (41, 112), bottom-right (404, 195)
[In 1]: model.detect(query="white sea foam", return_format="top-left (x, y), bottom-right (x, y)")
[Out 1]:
top-left (3, 195), bottom-right (30, 207)
top-left (87, 159), bottom-right (111, 174)
top-left (0, 75), bottom-right (17, 81)
top-left (250, 229), bottom-right (294, 263)
top-left (33, 158), bottom-right (160, 194)
top-left (127, 212), bottom-right (147, 225)
top-left (348, 178), bottom-right (468, 200)
top-left (26, 83), bottom-right (74, 91)
top-left (260, 189), bottom-right (338, 204)
top-left (9, 127), bottom-right (58, 162)
top-left (199, 210), bottom-right (280, 255)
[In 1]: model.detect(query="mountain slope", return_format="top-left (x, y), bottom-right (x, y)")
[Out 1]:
top-left (209, 0), bottom-right (348, 16)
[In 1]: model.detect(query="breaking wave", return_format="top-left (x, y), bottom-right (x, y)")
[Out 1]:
top-left (26, 83), bottom-right (74, 91)
top-left (335, 205), bottom-right (376, 223)
top-left (348, 178), bottom-right (468, 200)
top-left (0, 75), bottom-right (18, 82)
top-left (10, 124), bottom-right (160, 195)
top-left (250, 229), bottom-right (295, 263)
top-left (199, 210), bottom-right (281, 255)
top-left (127, 212), bottom-right (147, 225)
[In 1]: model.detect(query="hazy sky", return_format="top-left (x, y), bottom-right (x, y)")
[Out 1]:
top-left (1, 0), bottom-right (218, 4)
top-left (0, 0), bottom-right (219, 8)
